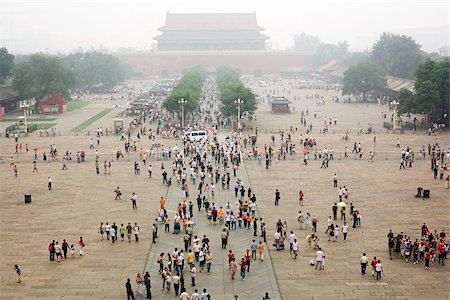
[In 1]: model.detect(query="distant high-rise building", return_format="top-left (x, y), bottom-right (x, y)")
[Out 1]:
top-left (153, 12), bottom-right (269, 51)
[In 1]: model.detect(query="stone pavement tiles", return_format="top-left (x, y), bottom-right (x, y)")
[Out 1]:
top-left (143, 153), bottom-right (281, 300)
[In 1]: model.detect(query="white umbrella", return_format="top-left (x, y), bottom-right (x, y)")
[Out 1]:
top-left (337, 202), bottom-right (347, 208)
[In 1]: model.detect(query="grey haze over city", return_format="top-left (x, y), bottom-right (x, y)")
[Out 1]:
top-left (0, 0), bottom-right (449, 54)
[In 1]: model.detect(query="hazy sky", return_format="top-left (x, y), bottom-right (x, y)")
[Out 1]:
top-left (0, 0), bottom-right (448, 54)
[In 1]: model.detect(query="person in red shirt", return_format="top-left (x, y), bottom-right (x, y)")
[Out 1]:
top-left (245, 250), bottom-right (251, 272)
top-left (438, 243), bottom-right (445, 266)
top-left (299, 190), bottom-right (304, 206)
top-left (228, 250), bottom-right (235, 267)
top-left (239, 258), bottom-right (246, 280)
top-left (371, 256), bottom-right (377, 276)
top-left (424, 251), bottom-right (431, 270)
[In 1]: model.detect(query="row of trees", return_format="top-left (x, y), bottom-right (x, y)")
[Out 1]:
top-left (0, 47), bottom-right (131, 111)
top-left (398, 59), bottom-right (449, 125)
top-left (294, 33), bottom-right (449, 124)
top-left (162, 65), bottom-right (207, 121)
top-left (292, 32), bottom-right (425, 79)
top-left (216, 66), bottom-right (257, 117)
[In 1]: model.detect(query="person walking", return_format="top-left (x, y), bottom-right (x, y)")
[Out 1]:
top-left (312, 214), bottom-right (318, 232)
top-left (342, 222), bottom-right (349, 241)
top-left (13, 264), bottom-right (21, 283)
top-left (179, 290), bottom-right (190, 300)
top-left (274, 189), bottom-right (280, 206)
top-left (62, 239), bottom-right (69, 259)
top-left (144, 271), bottom-right (152, 299)
top-left (125, 278), bottom-right (135, 300)
top-left (239, 258), bottom-right (246, 280)
top-left (189, 264), bottom-right (196, 286)
top-left (48, 240), bottom-right (55, 261)
top-left (114, 187), bottom-right (122, 200)
top-left (230, 258), bottom-right (237, 280)
top-left (292, 239), bottom-right (299, 259)
top-left (131, 192), bottom-right (137, 210)
top-left (54, 241), bottom-right (62, 262)
top-left (315, 248), bottom-right (325, 271)
top-left (133, 223), bottom-right (140, 242)
top-left (257, 241), bottom-right (265, 261)
top-left (375, 260), bottom-right (383, 280)
top-left (136, 273), bottom-right (144, 297)
top-left (360, 253), bottom-right (368, 275)
top-left (205, 251), bottom-right (213, 274)
top-left (172, 273), bottom-right (180, 296)
top-left (48, 177), bottom-right (52, 190)
top-left (152, 223), bottom-right (157, 244)
top-left (78, 237), bottom-right (85, 256)
top-left (221, 229), bottom-right (228, 249)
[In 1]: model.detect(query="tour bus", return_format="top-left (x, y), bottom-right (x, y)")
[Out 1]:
top-left (184, 130), bottom-right (208, 142)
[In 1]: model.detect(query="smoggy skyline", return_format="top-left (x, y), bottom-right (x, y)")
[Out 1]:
top-left (0, 0), bottom-right (448, 54)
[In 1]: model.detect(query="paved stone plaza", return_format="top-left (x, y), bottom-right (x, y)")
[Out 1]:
top-left (0, 78), bottom-right (449, 299)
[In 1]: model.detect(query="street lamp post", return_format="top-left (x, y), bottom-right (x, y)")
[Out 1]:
top-left (178, 98), bottom-right (187, 134)
top-left (234, 98), bottom-right (244, 134)
top-left (373, 135), bottom-right (376, 155)
top-left (391, 100), bottom-right (399, 131)
top-left (20, 103), bottom-right (30, 136)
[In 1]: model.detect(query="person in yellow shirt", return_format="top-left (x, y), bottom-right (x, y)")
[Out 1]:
top-left (218, 207), bottom-right (224, 224)
top-left (187, 249), bottom-right (194, 269)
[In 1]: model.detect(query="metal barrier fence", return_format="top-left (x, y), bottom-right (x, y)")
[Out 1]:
top-left (1, 150), bottom-right (413, 165)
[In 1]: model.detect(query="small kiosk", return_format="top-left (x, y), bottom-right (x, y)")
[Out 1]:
top-left (113, 118), bottom-right (124, 134)
top-left (270, 97), bottom-right (291, 114)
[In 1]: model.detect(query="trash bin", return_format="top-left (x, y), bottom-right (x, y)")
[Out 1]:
top-left (24, 194), bottom-right (32, 203)
top-left (423, 190), bottom-right (430, 199)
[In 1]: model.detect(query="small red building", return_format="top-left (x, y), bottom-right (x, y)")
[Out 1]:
top-left (270, 97), bottom-right (291, 114)
top-left (40, 96), bottom-right (68, 114)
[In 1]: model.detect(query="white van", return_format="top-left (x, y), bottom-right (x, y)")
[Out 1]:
top-left (184, 130), bottom-right (207, 142)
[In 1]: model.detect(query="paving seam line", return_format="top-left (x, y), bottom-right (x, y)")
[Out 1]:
top-left (142, 170), bottom-right (171, 274)
top-left (242, 161), bottom-right (282, 300)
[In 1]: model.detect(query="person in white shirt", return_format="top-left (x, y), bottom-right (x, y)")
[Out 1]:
top-left (191, 289), bottom-right (200, 300)
top-left (342, 222), bottom-right (349, 241)
top-left (360, 253), bottom-right (368, 275)
top-left (375, 260), bottom-right (383, 280)
top-left (334, 225), bottom-right (339, 242)
top-left (315, 248), bottom-right (325, 270)
top-left (288, 231), bottom-right (296, 254)
top-left (292, 239), bottom-right (299, 259)
top-left (274, 231), bottom-right (281, 251)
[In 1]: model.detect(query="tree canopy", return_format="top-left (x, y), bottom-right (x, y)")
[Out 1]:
top-left (64, 52), bottom-right (131, 90)
top-left (342, 62), bottom-right (386, 101)
top-left (216, 66), bottom-right (257, 117)
top-left (398, 58), bottom-right (449, 125)
top-left (0, 47), bottom-right (14, 84)
top-left (163, 65), bottom-right (206, 121)
top-left (12, 54), bottom-right (74, 111)
top-left (372, 32), bottom-right (423, 79)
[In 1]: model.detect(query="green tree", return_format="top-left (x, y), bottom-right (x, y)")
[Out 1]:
top-left (12, 54), bottom-right (74, 112)
top-left (216, 66), bottom-right (257, 117)
top-left (398, 58), bottom-right (449, 125)
top-left (163, 65), bottom-right (206, 121)
top-left (342, 62), bottom-right (386, 101)
top-left (64, 52), bottom-right (131, 90)
top-left (372, 32), bottom-right (423, 78)
top-left (0, 47), bottom-right (14, 84)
